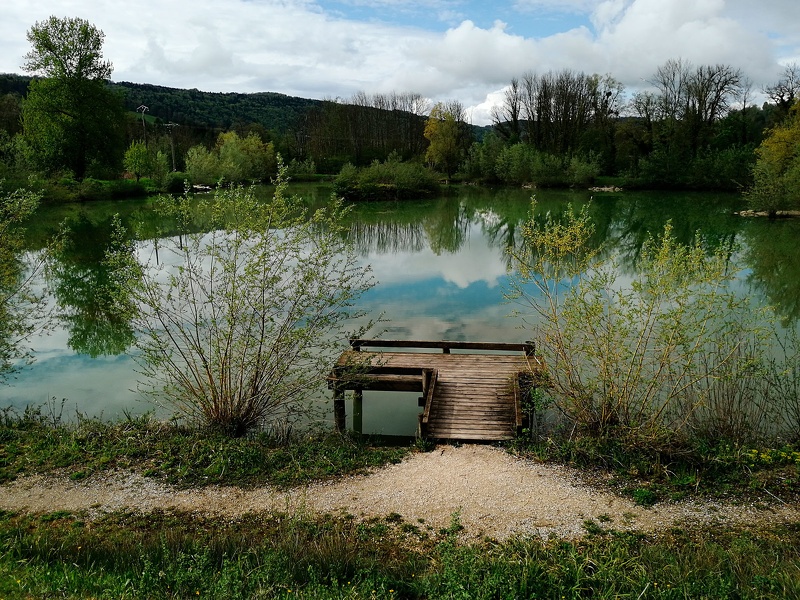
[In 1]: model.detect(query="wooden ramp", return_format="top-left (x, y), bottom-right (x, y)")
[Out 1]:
top-left (328, 339), bottom-right (539, 441)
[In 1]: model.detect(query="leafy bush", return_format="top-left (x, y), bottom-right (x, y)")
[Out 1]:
top-left (494, 143), bottom-right (599, 187)
top-left (507, 202), bottom-right (782, 450)
top-left (109, 162), bottom-right (375, 435)
top-left (185, 132), bottom-right (276, 185)
top-left (333, 156), bottom-right (440, 201)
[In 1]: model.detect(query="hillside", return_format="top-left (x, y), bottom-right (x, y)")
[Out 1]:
top-left (114, 81), bottom-right (322, 132)
top-left (0, 73), bottom-right (321, 134)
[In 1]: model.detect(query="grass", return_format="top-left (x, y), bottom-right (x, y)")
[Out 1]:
top-left (0, 406), bottom-right (408, 488)
top-left (1, 407), bottom-right (799, 597)
top-left (509, 433), bottom-right (800, 506)
top-left (0, 508), bottom-right (797, 599)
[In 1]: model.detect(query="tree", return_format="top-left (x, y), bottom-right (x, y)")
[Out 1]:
top-left (424, 102), bottom-right (469, 178)
top-left (185, 131), bottom-right (276, 185)
top-left (746, 102), bottom-right (800, 214)
top-left (491, 77), bottom-right (522, 143)
top-left (123, 140), bottom-right (151, 182)
top-left (0, 187), bottom-right (54, 381)
top-left (764, 63), bottom-right (800, 122)
top-left (21, 16), bottom-right (125, 178)
top-left (110, 162), bottom-right (375, 435)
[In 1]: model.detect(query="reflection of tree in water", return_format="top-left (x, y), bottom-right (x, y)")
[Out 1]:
top-left (340, 188), bottom-right (748, 288)
top-left (345, 197), bottom-right (472, 255)
top-left (424, 197), bottom-right (471, 255)
top-left (742, 219), bottom-right (800, 324)
top-left (594, 192), bottom-right (742, 275)
top-left (48, 214), bottom-right (134, 357)
top-left (348, 220), bottom-right (427, 254)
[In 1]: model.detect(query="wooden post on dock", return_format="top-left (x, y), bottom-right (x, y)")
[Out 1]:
top-left (333, 386), bottom-right (346, 432)
top-left (353, 389), bottom-right (363, 435)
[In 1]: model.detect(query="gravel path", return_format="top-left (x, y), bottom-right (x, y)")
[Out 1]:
top-left (1, 445), bottom-right (796, 540)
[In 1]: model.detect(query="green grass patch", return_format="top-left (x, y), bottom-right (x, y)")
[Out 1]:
top-left (508, 434), bottom-right (800, 505)
top-left (0, 509), bottom-right (797, 599)
top-left (0, 407), bottom-right (408, 488)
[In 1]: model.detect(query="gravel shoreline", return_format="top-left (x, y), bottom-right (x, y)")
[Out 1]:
top-left (1, 444), bottom-right (796, 540)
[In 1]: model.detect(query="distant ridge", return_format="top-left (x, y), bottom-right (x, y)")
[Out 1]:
top-left (114, 81), bottom-right (322, 132)
top-left (1, 73), bottom-right (492, 138)
top-left (0, 73), bottom-right (321, 133)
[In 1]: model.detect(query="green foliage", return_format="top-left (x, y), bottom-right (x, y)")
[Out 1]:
top-left (123, 140), bottom-right (151, 182)
top-left (114, 80), bottom-right (319, 134)
top-left (286, 157), bottom-right (317, 180)
top-left (508, 203), bottom-right (779, 449)
top-left (333, 156), bottom-right (440, 201)
top-left (629, 143), bottom-right (756, 190)
top-left (185, 131), bottom-right (276, 185)
top-left (463, 138), bottom-right (600, 187)
top-left (745, 102), bottom-right (800, 213)
top-left (0, 186), bottom-right (54, 381)
top-left (20, 17), bottom-right (125, 179)
top-left (494, 143), bottom-right (600, 187)
top-left (424, 103), bottom-right (466, 177)
top-left (23, 16), bottom-right (112, 81)
top-left (111, 162), bottom-right (375, 435)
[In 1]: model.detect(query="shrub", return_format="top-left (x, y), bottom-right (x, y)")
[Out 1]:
top-left (108, 162), bottom-right (376, 435)
top-left (333, 157), bottom-right (440, 201)
top-left (507, 202), bottom-right (778, 449)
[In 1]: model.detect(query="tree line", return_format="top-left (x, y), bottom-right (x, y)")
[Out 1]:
top-left (0, 16), bottom-right (798, 203)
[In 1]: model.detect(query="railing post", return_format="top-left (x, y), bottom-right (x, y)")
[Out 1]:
top-left (334, 386), bottom-right (346, 432)
top-left (353, 389), bottom-right (363, 435)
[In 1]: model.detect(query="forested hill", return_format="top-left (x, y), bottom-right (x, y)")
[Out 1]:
top-left (114, 81), bottom-right (322, 132)
top-left (1, 73), bottom-right (322, 133)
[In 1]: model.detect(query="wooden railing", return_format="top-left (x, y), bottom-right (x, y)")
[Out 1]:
top-left (418, 368), bottom-right (438, 437)
top-left (349, 338), bottom-right (535, 356)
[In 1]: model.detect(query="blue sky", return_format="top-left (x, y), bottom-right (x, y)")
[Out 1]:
top-left (2, 0), bottom-right (798, 124)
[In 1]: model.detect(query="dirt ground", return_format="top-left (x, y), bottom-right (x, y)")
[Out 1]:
top-left (1, 444), bottom-right (797, 540)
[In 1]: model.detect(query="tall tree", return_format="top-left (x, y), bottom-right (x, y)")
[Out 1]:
top-left (424, 101), bottom-right (470, 178)
top-left (746, 102), bottom-right (800, 215)
top-left (764, 63), bottom-right (800, 124)
top-left (21, 16), bottom-right (125, 178)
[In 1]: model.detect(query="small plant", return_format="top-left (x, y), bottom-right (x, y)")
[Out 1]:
top-left (631, 488), bottom-right (658, 507)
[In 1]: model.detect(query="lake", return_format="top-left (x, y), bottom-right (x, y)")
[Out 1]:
top-left (3, 184), bottom-right (799, 435)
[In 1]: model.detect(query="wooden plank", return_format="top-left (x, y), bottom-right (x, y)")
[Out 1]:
top-left (350, 338), bottom-right (534, 355)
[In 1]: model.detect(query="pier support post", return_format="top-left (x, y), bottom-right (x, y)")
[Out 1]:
top-left (353, 389), bottom-right (363, 435)
top-left (334, 387), bottom-right (346, 432)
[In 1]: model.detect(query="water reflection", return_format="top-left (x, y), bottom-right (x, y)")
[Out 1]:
top-left (2, 185), bottom-right (797, 426)
top-left (48, 214), bottom-right (135, 357)
top-left (742, 218), bottom-right (800, 323)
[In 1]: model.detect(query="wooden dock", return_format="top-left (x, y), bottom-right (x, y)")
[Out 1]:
top-left (328, 339), bottom-right (540, 441)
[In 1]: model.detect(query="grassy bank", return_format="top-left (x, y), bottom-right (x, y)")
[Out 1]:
top-left (1, 409), bottom-right (799, 598)
top-left (0, 407), bottom-right (408, 488)
top-left (1, 508), bottom-right (798, 598)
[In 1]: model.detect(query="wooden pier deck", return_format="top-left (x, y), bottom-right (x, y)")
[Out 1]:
top-left (328, 339), bottom-right (540, 441)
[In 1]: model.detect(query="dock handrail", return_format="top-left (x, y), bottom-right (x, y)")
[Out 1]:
top-left (327, 365), bottom-right (428, 392)
top-left (512, 373), bottom-right (524, 431)
top-left (349, 338), bottom-right (535, 356)
top-left (419, 368), bottom-right (438, 435)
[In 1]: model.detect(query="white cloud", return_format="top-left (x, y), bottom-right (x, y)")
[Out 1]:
top-left (0, 0), bottom-right (797, 124)
top-left (514, 0), bottom-right (601, 14)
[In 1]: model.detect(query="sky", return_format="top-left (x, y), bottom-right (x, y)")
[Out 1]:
top-left (1, 0), bottom-right (798, 125)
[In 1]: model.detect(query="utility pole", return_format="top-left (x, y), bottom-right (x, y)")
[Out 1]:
top-left (165, 122), bottom-right (179, 171)
top-left (137, 105), bottom-right (149, 144)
